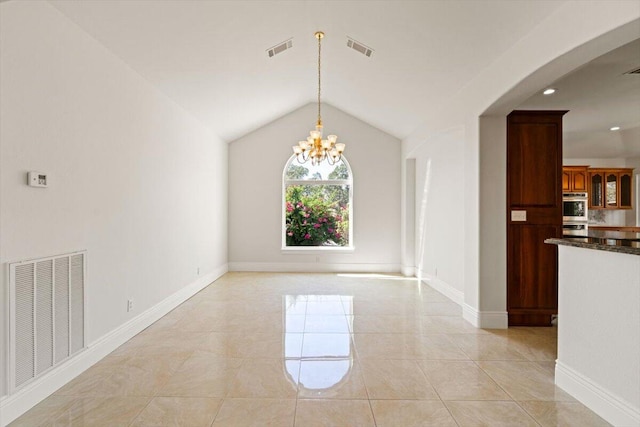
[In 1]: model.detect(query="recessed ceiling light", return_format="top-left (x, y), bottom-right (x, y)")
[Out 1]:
top-left (542, 88), bottom-right (556, 95)
top-left (610, 126), bottom-right (621, 131)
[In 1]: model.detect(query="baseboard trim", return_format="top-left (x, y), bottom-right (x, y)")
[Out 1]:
top-left (400, 264), bottom-right (415, 277)
top-left (462, 304), bottom-right (508, 329)
top-left (228, 262), bottom-right (400, 274)
top-left (555, 360), bottom-right (640, 427)
top-left (420, 273), bottom-right (464, 305)
top-left (0, 263), bottom-right (228, 427)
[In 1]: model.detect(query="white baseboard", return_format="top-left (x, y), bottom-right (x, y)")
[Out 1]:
top-left (420, 273), bottom-right (464, 305)
top-left (462, 304), bottom-right (508, 329)
top-left (555, 360), bottom-right (640, 427)
top-left (0, 263), bottom-right (228, 427)
top-left (228, 262), bottom-right (400, 274)
top-left (401, 264), bottom-right (415, 277)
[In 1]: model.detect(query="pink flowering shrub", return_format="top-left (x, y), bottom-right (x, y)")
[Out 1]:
top-left (285, 186), bottom-right (349, 246)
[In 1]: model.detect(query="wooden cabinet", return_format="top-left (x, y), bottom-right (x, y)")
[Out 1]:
top-left (619, 171), bottom-right (633, 208)
top-left (508, 111), bottom-right (566, 327)
top-left (589, 171), bottom-right (605, 208)
top-left (588, 168), bottom-right (634, 209)
top-left (562, 166), bottom-right (588, 192)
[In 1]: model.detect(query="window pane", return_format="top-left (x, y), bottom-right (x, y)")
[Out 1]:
top-left (285, 159), bottom-right (349, 181)
top-left (285, 184), bottom-right (350, 246)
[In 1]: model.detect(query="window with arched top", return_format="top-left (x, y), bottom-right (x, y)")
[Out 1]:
top-left (282, 156), bottom-right (353, 249)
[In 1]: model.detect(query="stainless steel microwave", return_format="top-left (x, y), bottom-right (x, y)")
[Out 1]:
top-left (563, 192), bottom-right (588, 222)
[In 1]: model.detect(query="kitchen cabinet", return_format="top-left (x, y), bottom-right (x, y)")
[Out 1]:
top-left (588, 168), bottom-right (634, 209)
top-left (589, 171), bottom-right (605, 208)
top-left (619, 171), bottom-right (633, 208)
top-left (562, 166), bottom-right (588, 192)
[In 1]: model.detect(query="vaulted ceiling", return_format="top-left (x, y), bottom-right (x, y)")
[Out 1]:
top-left (49, 0), bottom-right (567, 142)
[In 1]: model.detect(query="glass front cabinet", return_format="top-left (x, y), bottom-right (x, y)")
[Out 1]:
top-left (589, 171), bottom-right (605, 208)
top-left (588, 168), bottom-right (634, 210)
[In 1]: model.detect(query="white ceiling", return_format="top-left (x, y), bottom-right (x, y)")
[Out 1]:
top-left (518, 38), bottom-right (640, 159)
top-left (49, 0), bottom-right (566, 142)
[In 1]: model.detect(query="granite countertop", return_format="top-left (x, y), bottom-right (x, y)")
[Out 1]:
top-left (546, 234), bottom-right (640, 256)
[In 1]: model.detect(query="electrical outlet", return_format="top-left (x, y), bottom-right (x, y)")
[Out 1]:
top-left (197, 267), bottom-right (200, 275)
top-left (127, 299), bottom-right (133, 312)
top-left (435, 268), bottom-right (438, 277)
top-left (316, 256), bottom-right (320, 263)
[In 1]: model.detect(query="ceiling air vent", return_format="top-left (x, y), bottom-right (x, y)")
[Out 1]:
top-left (267, 39), bottom-right (293, 58)
top-left (623, 67), bottom-right (640, 75)
top-left (347, 37), bottom-right (373, 58)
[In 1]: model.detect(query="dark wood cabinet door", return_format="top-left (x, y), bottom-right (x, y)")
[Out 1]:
top-left (507, 111), bottom-right (566, 326)
top-left (619, 172), bottom-right (632, 208)
top-left (589, 172), bottom-right (605, 208)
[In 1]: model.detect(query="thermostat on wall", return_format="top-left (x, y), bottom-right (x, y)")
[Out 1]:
top-left (28, 171), bottom-right (48, 188)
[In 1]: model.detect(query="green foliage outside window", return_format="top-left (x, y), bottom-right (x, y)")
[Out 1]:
top-left (285, 185), bottom-right (349, 246)
top-left (284, 159), bottom-right (351, 247)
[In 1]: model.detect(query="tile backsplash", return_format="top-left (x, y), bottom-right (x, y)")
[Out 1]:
top-left (588, 209), bottom-right (627, 225)
top-left (588, 210), bottom-right (606, 223)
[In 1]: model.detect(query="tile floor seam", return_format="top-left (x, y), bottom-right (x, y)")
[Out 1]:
top-left (471, 359), bottom-right (519, 402)
top-left (208, 397), bottom-right (224, 427)
top-left (126, 396), bottom-right (154, 427)
top-left (514, 399), bottom-right (546, 427)
top-left (412, 359), bottom-right (461, 426)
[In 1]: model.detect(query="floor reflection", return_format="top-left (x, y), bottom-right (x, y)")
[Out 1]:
top-left (284, 295), bottom-right (355, 392)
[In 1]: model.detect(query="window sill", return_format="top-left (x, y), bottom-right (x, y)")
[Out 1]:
top-left (281, 246), bottom-right (355, 254)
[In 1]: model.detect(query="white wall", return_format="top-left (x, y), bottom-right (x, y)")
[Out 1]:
top-left (413, 127), bottom-right (465, 298)
top-left (0, 0), bottom-right (227, 403)
top-left (563, 158), bottom-right (627, 168)
top-left (229, 103), bottom-right (401, 272)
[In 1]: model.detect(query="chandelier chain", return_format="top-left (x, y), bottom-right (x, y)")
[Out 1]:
top-left (317, 32), bottom-right (322, 126)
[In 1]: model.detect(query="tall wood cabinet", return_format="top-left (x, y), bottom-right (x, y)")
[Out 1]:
top-left (507, 111), bottom-right (565, 327)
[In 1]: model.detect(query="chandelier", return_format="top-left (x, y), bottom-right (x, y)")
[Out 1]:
top-left (292, 31), bottom-right (345, 166)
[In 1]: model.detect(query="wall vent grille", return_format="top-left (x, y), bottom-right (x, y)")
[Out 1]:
top-left (623, 67), bottom-right (640, 75)
top-left (347, 37), bottom-right (373, 58)
top-left (267, 39), bottom-right (293, 58)
top-left (9, 251), bottom-right (86, 392)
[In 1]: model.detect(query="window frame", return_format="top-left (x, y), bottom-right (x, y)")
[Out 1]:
top-left (281, 155), bottom-right (354, 253)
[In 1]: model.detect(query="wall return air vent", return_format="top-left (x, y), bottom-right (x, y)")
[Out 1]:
top-left (347, 37), bottom-right (374, 58)
top-left (267, 38), bottom-right (293, 58)
top-left (9, 251), bottom-right (86, 392)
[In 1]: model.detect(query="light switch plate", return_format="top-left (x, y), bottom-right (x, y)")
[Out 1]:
top-left (511, 210), bottom-right (527, 221)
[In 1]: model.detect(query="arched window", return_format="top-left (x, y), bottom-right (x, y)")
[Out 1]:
top-left (282, 156), bottom-right (353, 249)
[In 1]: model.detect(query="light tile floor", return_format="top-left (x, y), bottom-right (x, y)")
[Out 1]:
top-left (10, 272), bottom-right (611, 426)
